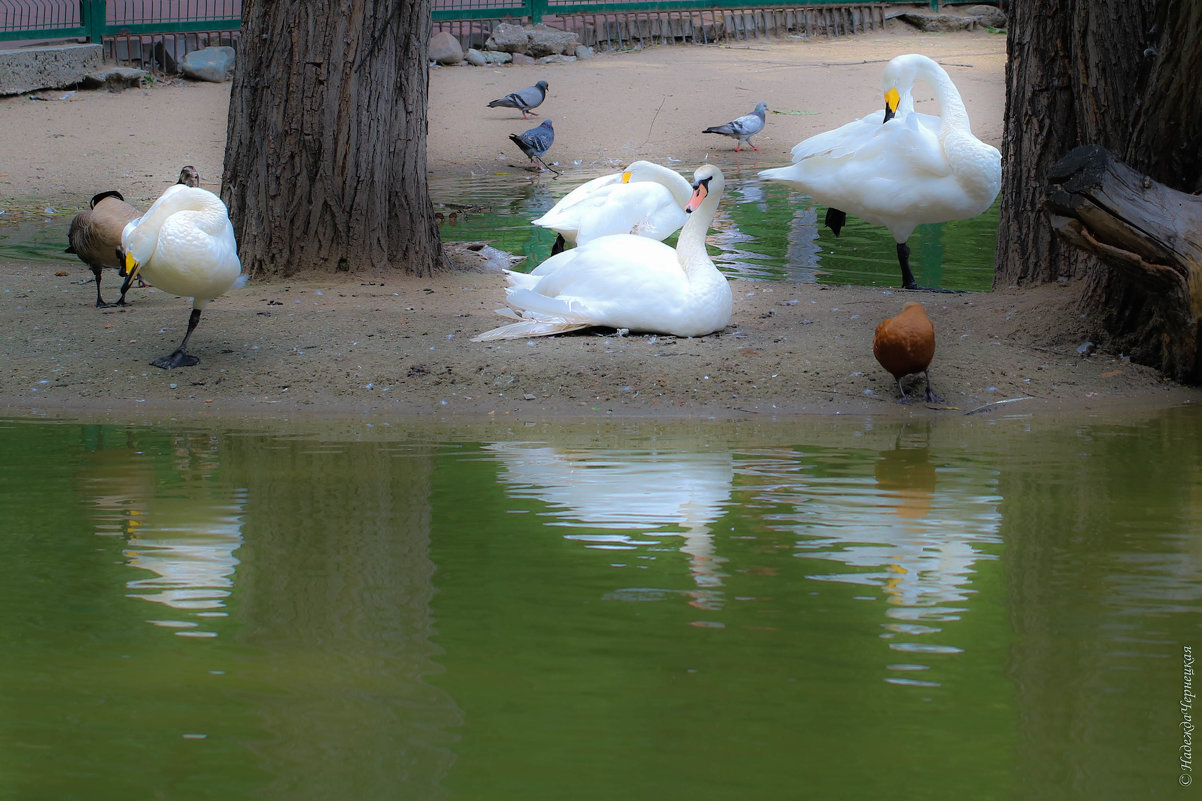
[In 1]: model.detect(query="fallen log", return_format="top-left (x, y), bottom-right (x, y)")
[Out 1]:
top-left (1044, 145), bottom-right (1202, 383)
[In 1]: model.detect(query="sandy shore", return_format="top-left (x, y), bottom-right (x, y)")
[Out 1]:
top-left (1, 27), bottom-right (1198, 420)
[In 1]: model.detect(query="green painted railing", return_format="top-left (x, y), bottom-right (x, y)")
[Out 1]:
top-left (0, 0), bottom-right (962, 44)
top-left (0, 0), bottom-right (240, 44)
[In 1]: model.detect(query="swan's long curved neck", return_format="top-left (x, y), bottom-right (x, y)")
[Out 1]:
top-left (650, 164), bottom-right (696, 207)
top-left (675, 196), bottom-right (719, 277)
top-left (929, 68), bottom-right (972, 135)
top-left (146, 189), bottom-right (225, 233)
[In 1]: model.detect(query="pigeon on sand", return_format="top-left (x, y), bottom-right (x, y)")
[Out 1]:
top-left (487, 80), bottom-right (549, 119)
top-left (509, 119), bottom-right (556, 172)
top-left (702, 102), bottom-right (768, 151)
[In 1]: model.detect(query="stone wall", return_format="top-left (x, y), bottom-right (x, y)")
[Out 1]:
top-left (0, 44), bottom-right (102, 96)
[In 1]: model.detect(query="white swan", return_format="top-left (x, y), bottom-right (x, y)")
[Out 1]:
top-left (120, 184), bottom-right (243, 369)
top-left (473, 164), bottom-right (733, 341)
top-left (532, 160), bottom-right (693, 255)
top-left (758, 53), bottom-right (1001, 289)
top-left (66, 166), bottom-right (202, 308)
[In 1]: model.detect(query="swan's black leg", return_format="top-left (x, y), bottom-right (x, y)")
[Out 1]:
top-left (151, 308), bottom-right (202, 369)
top-left (551, 234), bottom-right (566, 256)
top-left (897, 242), bottom-right (918, 290)
top-left (824, 208), bottom-right (847, 237)
top-left (113, 269), bottom-right (136, 307)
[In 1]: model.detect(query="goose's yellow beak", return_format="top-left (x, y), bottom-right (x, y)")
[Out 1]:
top-left (621, 170), bottom-right (633, 183)
top-left (122, 250), bottom-right (141, 280)
top-left (883, 87), bottom-right (901, 123)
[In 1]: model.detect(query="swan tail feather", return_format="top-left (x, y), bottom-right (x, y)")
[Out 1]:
top-left (472, 319), bottom-right (591, 342)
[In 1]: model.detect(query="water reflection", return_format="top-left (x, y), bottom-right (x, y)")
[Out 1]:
top-left (0, 410), bottom-right (1199, 800)
top-left (2, 166), bottom-right (998, 289)
top-left (487, 443), bottom-right (732, 609)
top-left (78, 428), bottom-right (246, 637)
top-left (428, 168), bottom-right (998, 289)
top-left (123, 501), bottom-right (243, 636)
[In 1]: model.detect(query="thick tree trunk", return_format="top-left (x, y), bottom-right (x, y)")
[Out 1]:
top-left (1045, 146), bottom-right (1202, 382)
top-left (222, 0), bottom-right (443, 278)
top-left (999, 0), bottom-right (1202, 383)
top-left (996, 0), bottom-right (1157, 286)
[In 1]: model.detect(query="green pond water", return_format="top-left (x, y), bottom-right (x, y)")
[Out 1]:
top-left (3, 166), bottom-right (999, 292)
top-left (1, 409), bottom-right (1199, 800)
top-left (432, 164), bottom-right (999, 291)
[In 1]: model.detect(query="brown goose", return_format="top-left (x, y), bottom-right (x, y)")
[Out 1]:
top-left (65, 166), bottom-right (201, 307)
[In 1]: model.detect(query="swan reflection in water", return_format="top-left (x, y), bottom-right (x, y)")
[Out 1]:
top-left (123, 504), bottom-right (244, 638)
top-left (80, 435), bottom-right (246, 638)
top-left (487, 443), bottom-right (734, 610)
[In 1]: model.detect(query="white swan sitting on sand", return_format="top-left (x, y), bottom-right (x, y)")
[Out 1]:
top-left (473, 164), bottom-right (732, 341)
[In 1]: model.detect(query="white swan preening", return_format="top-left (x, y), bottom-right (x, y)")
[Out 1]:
top-left (759, 53), bottom-right (1001, 289)
top-left (66, 166), bottom-right (202, 308)
top-left (473, 164), bottom-right (733, 342)
top-left (120, 184), bottom-right (243, 369)
top-left (532, 160), bottom-right (693, 254)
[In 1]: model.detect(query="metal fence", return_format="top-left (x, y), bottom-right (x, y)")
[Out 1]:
top-left (434, 2), bottom-right (895, 51)
top-left (1, 0), bottom-right (963, 71)
top-left (0, 0), bottom-right (240, 71)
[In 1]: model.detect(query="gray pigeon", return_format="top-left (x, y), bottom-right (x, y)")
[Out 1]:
top-left (487, 80), bottom-right (549, 119)
top-left (703, 102), bottom-right (768, 151)
top-left (509, 119), bottom-right (556, 172)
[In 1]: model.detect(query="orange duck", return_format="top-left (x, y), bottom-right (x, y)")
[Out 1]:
top-left (873, 301), bottom-right (942, 403)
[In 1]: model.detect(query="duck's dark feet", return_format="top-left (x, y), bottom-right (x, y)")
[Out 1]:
top-left (923, 371), bottom-right (943, 403)
top-left (151, 350), bottom-right (199, 370)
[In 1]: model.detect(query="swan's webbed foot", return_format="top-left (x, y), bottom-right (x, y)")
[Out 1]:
top-left (151, 349), bottom-right (200, 370)
top-left (151, 308), bottom-right (203, 369)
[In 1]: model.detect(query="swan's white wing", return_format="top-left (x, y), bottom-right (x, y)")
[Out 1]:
top-left (537, 182), bottom-right (688, 245)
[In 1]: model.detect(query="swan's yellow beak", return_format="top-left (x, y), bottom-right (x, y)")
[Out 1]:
top-left (621, 170), bottom-right (633, 183)
top-left (122, 250), bottom-right (141, 280)
top-left (883, 87), bottom-right (901, 123)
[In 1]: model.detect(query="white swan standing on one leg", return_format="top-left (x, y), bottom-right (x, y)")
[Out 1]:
top-left (532, 160), bottom-right (693, 255)
top-left (473, 164), bottom-right (733, 341)
top-left (119, 185), bottom-right (244, 369)
top-left (759, 53), bottom-right (1001, 290)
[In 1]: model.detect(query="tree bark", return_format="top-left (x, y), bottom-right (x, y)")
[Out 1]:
top-left (999, 0), bottom-right (1202, 383)
top-left (222, 0), bottom-right (443, 278)
top-left (996, 0), bottom-right (1158, 286)
top-left (1045, 145), bottom-right (1202, 382)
